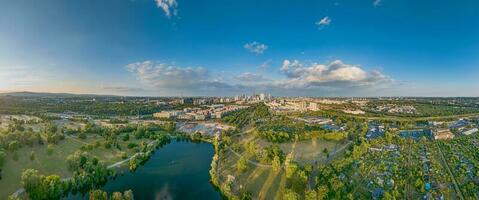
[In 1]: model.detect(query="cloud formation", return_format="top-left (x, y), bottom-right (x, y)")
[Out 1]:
top-left (259, 59), bottom-right (272, 71)
top-left (278, 59), bottom-right (392, 89)
top-left (155, 0), bottom-right (178, 18)
top-left (244, 41), bottom-right (268, 54)
top-left (126, 59), bottom-right (393, 96)
top-left (373, 0), bottom-right (382, 7)
top-left (126, 61), bottom-right (233, 93)
top-left (100, 86), bottom-right (144, 93)
top-left (235, 72), bottom-right (266, 82)
top-left (316, 16), bottom-right (331, 29)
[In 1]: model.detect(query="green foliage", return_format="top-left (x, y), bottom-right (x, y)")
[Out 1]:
top-left (236, 157), bottom-right (248, 173)
top-left (127, 143), bottom-right (138, 149)
top-left (0, 150), bottom-right (5, 167)
top-left (305, 190), bottom-right (318, 200)
top-left (78, 132), bottom-right (87, 139)
top-left (256, 145), bottom-right (285, 165)
top-left (272, 155), bottom-right (281, 172)
top-left (8, 140), bottom-right (20, 151)
top-left (223, 103), bottom-right (270, 128)
top-left (122, 133), bottom-right (130, 141)
top-left (89, 189), bottom-right (108, 200)
top-left (285, 162), bottom-right (298, 179)
top-left (66, 151), bottom-right (88, 171)
top-left (21, 169), bottom-right (64, 200)
top-left (283, 189), bottom-right (299, 200)
top-left (129, 157), bottom-right (138, 171)
top-left (111, 190), bottom-right (134, 200)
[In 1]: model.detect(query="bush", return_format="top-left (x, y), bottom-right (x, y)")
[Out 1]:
top-left (127, 143), bottom-right (138, 149)
top-left (104, 142), bottom-right (112, 149)
top-left (78, 132), bottom-right (87, 139)
top-left (122, 133), bottom-right (130, 141)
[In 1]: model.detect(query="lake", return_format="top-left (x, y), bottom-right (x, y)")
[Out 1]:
top-left (68, 140), bottom-right (222, 200)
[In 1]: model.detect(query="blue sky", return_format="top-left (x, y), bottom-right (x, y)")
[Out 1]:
top-left (0, 0), bottom-right (478, 96)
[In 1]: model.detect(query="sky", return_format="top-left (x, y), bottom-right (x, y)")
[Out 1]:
top-left (0, 0), bottom-right (478, 97)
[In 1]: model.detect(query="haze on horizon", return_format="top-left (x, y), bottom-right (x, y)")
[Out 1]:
top-left (0, 0), bottom-right (478, 97)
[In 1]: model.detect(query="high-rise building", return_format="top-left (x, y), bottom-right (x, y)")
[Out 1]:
top-left (259, 93), bottom-right (265, 101)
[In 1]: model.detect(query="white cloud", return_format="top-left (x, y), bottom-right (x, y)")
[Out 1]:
top-left (316, 16), bottom-right (331, 29)
top-left (244, 41), bottom-right (268, 54)
top-left (126, 61), bottom-right (234, 93)
top-left (278, 59), bottom-right (392, 89)
top-left (0, 65), bottom-right (52, 88)
top-left (155, 0), bottom-right (178, 18)
top-left (126, 59), bottom-right (394, 96)
top-left (100, 86), bottom-right (144, 93)
top-left (259, 59), bottom-right (272, 71)
top-left (373, 0), bottom-right (382, 7)
top-left (235, 72), bottom-right (266, 82)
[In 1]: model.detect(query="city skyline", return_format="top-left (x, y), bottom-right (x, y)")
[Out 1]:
top-left (1, 0), bottom-right (478, 97)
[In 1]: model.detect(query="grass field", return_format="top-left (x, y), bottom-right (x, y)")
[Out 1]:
top-left (0, 132), bottom-right (150, 199)
top-left (0, 138), bottom-right (82, 199)
top-left (217, 143), bottom-right (286, 199)
top-left (255, 137), bottom-right (346, 165)
top-left (217, 132), bottom-right (349, 199)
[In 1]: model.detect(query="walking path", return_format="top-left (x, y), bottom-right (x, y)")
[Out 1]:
top-left (227, 147), bottom-right (272, 168)
top-left (435, 142), bottom-right (465, 200)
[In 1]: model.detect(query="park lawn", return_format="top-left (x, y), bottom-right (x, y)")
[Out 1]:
top-left (255, 137), bottom-right (345, 165)
top-left (219, 148), bottom-right (284, 199)
top-left (0, 139), bottom-right (83, 199)
top-left (265, 170), bottom-right (284, 199)
top-left (245, 168), bottom-right (270, 198)
top-left (0, 133), bottom-right (150, 199)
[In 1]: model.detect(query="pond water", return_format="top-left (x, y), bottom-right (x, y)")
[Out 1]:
top-left (68, 140), bottom-right (222, 200)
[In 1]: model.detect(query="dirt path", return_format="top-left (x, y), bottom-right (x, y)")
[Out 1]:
top-left (436, 142), bottom-right (465, 200)
top-left (227, 147), bottom-right (272, 168)
top-left (65, 134), bottom-right (91, 145)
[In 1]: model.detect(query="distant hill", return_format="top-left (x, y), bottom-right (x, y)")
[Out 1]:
top-left (0, 91), bottom-right (115, 98)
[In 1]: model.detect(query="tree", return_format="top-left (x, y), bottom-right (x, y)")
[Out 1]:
top-left (122, 133), bottom-right (130, 141)
top-left (317, 185), bottom-right (328, 200)
top-left (21, 169), bottom-right (63, 200)
top-left (305, 190), bottom-right (318, 200)
top-left (111, 192), bottom-right (123, 200)
top-left (78, 132), bottom-right (87, 139)
top-left (8, 140), bottom-right (20, 151)
top-left (285, 162), bottom-right (298, 179)
top-left (272, 155), bottom-right (281, 172)
top-left (89, 189), bottom-right (107, 200)
top-left (129, 158), bottom-right (138, 171)
top-left (236, 157), bottom-right (248, 173)
top-left (283, 189), bottom-right (299, 200)
top-left (123, 190), bottom-right (134, 200)
top-left (241, 192), bottom-right (252, 200)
